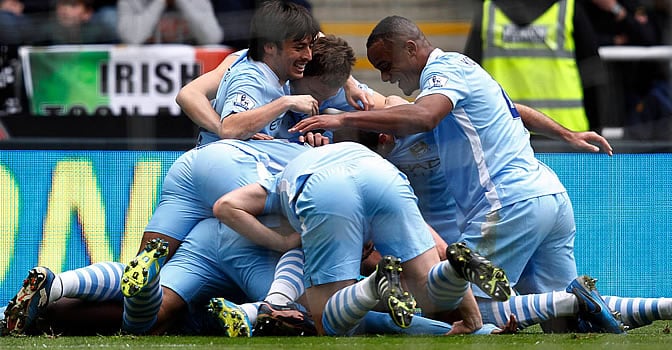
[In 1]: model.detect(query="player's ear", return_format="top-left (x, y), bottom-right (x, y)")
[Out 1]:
top-left (404, 40), bottom-right (417, 57)
top-left (378, 133), bottom-right (394, 145)
top-left (263, 42), bottom-right (278, 56)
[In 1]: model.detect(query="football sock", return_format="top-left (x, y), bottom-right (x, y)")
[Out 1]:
top-left (604, 296), bottom-right (672, 329)
top-left (426, 261), bottom-right (468, 311)
top-left (479, 291), bottom-right (576, 329)
top-left (53, 261), bottom-right (125, 303)
top-left (322, 275), bottom-right (379, 335)
top-left (265, 248), bottom-right (304, 305)
top-left (122, 276), bottom-right (162, 334)
top-left (240, 302), bottom-right (262, 325)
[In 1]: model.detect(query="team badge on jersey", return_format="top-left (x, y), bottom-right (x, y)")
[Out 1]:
top-left (425, 75), bottom-right (448, 90)
top-left (409, 140), bottom-right (429, 158)
top-left (233, 93), bottom-right (255, 110)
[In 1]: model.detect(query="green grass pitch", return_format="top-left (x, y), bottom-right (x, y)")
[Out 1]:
top-left (0, 321), bottom-right (670, 350)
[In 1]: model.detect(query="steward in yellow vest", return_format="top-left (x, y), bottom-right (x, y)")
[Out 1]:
top-left (480, 0), bottom-right (590, 131)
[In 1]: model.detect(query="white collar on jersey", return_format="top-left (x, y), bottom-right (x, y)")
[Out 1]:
top-left (427, 48), bottom-right (445, 64)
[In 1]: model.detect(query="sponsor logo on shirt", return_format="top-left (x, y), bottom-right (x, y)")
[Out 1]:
top-left (397, 158), bottom-right (441, 176)
top-left (233, 93), bottom-right (255, 110)
top-left (426, 75), bottom-right (448, 89)
top-left (460, 56), bottom-right (477, 66)
top-left (409, 140), bottom-right (429, 158)
top-left (396, 141), bottom-right (440, 176)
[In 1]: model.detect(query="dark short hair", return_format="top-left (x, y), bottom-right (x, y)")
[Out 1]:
top-left (356, 130), bottom-right (381, 151)
top-left (304, 35), bottom-right (355, 88)
top-left (366, 15), bottom-right (423, 48)
top-left (248, 0), bottom-right (320, 61)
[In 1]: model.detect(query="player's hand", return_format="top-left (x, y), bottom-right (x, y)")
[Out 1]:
top-left (491, 315), bottom-right (518, 334)
top-left (345, 79), bottom-right (374, 111)
top-left (566, 131), bottom-right (613, 156)
top-left (250, 133), bottom-right (274, 140)
top-left (446, 320), bottom-right (479, 335)
top-left (446, 287), bottom-right (482, 335)
top-left (299, 131), bottom-right (330, 147)
top-left (288, 95), bottom-right (319, 116)
top-left (289, 114), bottom-right (345, 134)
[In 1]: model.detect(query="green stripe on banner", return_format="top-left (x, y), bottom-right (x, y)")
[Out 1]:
top-left (29, 51), bottom-right (110, 115)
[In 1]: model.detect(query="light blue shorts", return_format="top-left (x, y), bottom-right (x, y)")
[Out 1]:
top-left (296, 158), bottom-right (435, 287)
top-left (160, 218), bottom-right (281, 311)
top-left (145, 150), bottom-right (209, 241)
top-left (145, 142), bottom-right (271, 241)
top-left (191, 142), bottom-right (274, 207)
top-left (461, 192), bottom-right (577, 297)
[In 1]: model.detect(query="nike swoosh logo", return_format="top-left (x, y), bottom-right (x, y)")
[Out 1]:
top-left (572, 287), bottom-right (601, 313)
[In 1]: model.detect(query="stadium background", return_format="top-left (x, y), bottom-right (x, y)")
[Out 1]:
top-left (1, 0), bottom-right (670, 308)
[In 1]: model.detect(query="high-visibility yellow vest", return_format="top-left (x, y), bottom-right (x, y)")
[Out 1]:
top-left (481, 0), bottom-right (589, 131)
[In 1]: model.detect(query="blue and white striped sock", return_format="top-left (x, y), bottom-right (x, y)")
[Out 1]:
top-left (604, 296), bottom-right (672, 329)
top-left (265, 249), bottom-right (305, 305)
top-left (122, 276), bottom-right (162, 334)
top-left (322, 275), bottom-right (378, 336)
top-left (426, 261), bottom-right (468, 311)
top-left (479, 291), bottom-right (576, 329)
top-left (53, 261), bottom-right (125, 303)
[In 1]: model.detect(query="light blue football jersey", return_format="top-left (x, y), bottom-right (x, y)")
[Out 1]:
top-left (386, 132), bottom-right (461, 243)
top-left (201, 54), bottom-right (371, 146)
top-left (200, 50), bottom-right (250, 145)
top-left (211, 52), bottom-right (295, 139)
top-left (417, 49), bottom-right (566, 221)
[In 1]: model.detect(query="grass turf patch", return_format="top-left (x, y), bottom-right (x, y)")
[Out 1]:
top-left (0, 321), bottom-right (669, 349)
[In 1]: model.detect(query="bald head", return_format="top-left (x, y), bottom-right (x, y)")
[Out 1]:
top-left (366, 16), bottom-right (433, 96)
top-left (366, 15), bottom-right (428, 49)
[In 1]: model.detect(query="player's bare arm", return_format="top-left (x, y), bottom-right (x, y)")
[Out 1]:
top-left (213, 184), bottom-right (301, 252)
top-left (220, 94), bottom-right (318, 140)
top-left (290, 93), bottom-right (452, 136)
top-left (176, 53), bottom-right (240, 136)
top-left (446, 288), bottom-right (483, 335)
top-left (516, 103), bottom-right (613, 156)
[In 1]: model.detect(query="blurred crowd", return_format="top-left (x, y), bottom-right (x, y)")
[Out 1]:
top-left (0, 0), bottom-right (671, 140)
top-left (581, 0), bottom-right (672, 139)
top-left (0, 0), bottom-right (313, 48)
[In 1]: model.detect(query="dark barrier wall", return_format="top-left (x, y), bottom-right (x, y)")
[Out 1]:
top-left (0, 150), bottom-right (670, 305)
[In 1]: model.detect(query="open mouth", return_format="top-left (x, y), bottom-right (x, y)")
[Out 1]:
top-left (294, 62), bottom-right (306, 73)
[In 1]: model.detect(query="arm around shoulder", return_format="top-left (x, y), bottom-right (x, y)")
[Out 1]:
top-left (213, 184), bottom-right (300, 252)
top-left (177, 53), bottom-right (240, 135)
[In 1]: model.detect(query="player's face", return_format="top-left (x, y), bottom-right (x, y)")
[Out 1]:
top-left (291, 76), bottom-right (339, 104)
top-left (271, 36), bottom-right (313, 83)
top-left (367, 39), bottom-right (419, 96)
